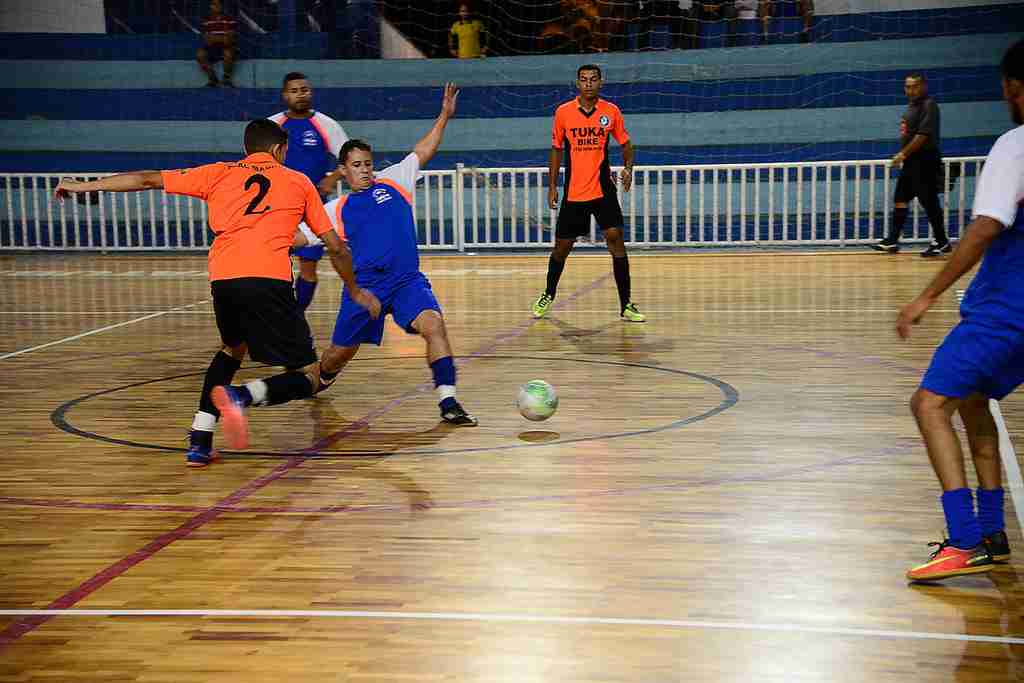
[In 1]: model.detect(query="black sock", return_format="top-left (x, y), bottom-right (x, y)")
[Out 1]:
top-left (887, 207), bottom-right (908, 243)
top-left (545, 255), bottom-right (566, 298)
top-left (263, 371), bottom-right (314, 406)
top-left (198, 351), bottom-right (242, 417)
top-left (922, 197), bottom-right (948, 244)
top-left (612, 255), bottom-right (631, 311)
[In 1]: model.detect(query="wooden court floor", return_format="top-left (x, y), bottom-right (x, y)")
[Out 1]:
top-left (0, 251), bottom-right (1022, 682)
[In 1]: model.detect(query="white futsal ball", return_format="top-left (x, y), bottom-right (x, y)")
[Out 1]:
top-left (516, 380), bottom-right (559, 422)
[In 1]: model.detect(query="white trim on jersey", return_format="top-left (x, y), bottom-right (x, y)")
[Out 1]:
top-left (972, 124), bottom-right (1024, 230)
top-left (268, 111), bottom-right (349, 158)
top-left (378, 153), bottom-right (422, 196)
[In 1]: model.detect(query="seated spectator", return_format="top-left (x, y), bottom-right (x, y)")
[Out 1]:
top-left (196, 0), bottom-right (237, 87)
top-left (449, 3), bottom-right (488, 58)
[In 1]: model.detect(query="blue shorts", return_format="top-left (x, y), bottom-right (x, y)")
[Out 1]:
top-left (921, 319), bottom-right (1024, 401)
top-left (331, 272), bottom-right (441, 347)
top-left (294, 244), bottom-right (325, 261)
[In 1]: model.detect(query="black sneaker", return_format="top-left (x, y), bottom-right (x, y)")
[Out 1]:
top-left (983, 530), bottom-right (1011, 562)
top-left (870, 239), bottom-right (900, 253)
top-left (441, 401), bottom-right (478, 427)
top-left (920, 241), bottom-right (952, 258)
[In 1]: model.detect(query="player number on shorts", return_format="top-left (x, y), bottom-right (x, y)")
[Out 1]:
top-left (243, 174), bottom-right (272, 215)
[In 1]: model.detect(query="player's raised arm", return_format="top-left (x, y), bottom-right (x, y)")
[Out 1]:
top-left (412, 83), bottom-right (459, 167)
top-left (55, 171), bottom-right (164, 200)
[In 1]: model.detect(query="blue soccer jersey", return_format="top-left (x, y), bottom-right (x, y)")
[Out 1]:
top-left (960, 124), bottom-right (1024, 329)
top-left (325, 153), bottom-right (422, 283)
top-left (268, 111), bottom-right (348, 187)
top-left (920, 124), bottom-right (1024, 401)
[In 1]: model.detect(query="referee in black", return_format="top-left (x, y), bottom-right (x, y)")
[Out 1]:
top-left (871, 73), bottom-right (951, 257)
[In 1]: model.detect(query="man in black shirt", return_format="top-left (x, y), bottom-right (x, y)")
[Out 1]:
top-left (871, 73), bottom-right (951, 257)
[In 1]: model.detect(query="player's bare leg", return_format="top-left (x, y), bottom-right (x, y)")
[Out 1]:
top-left (959, 392), bottom-right (1010, 561)
top-left (318, 343), bottom-right (361, 394)
top-left (605, 227), bottom-right (644, 322)
top-left (533, 237), bottom-right (574, 318)
top-left (906, 388), bottom-right (992, 580)
top-left (412, 310), bottom-right (476, 426)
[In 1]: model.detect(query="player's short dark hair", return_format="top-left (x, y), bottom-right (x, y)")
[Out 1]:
top-left (905, 72), bottom-right (926, 82)
top-left (282, 71), bottom-right (308, 89)
top-left (244, 119), bottom-right (288, 154)
top-left (1001, 39), bottom-right (1024, 82)
top-left (577, 64), bottom-right (602, 80)
top-left (339, 139), bottom-right (373, 164)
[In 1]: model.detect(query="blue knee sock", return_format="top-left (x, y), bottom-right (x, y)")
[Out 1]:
top-left (430, 356), bottom-right (457, 410)
top-left (295, 277), bottom-right (317, 311)
top-left (941, 488), bottom-right (982, 549)
top-left (976, 487), bottom-right (1005, 537)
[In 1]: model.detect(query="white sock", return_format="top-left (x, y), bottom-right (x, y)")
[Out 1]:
top-left (245, 380), bottom-right (268, 406)
top-left (191, 411), bottom-right (217, 432)
top-left (437, 385), bottom-right (456, 402)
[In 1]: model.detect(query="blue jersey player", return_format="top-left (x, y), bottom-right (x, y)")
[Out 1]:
top-left (270, 72), bottom-right (349, 311)
top-left (899, 39), bottom-right (1024, 582)
top-left (314, 83), bottom-right (476, 426)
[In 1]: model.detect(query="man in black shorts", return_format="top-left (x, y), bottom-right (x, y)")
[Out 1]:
top-left (56, 120), bottom-right (380, 466)
top-left (531, 64), bottom-right (643, 322)
top-left (871, 73), bottom-right (951, 257)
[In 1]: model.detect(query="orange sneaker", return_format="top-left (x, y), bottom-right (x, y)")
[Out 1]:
top-left (906, 540), bottom-right (993, 582)
top-left (210, 385), bottom-right (250, 450)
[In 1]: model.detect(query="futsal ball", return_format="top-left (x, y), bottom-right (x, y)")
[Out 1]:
top-left (516, 380), bottom-right (559, 422)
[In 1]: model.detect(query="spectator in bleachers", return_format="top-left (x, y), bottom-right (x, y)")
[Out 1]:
top-left (197, 0), bottom-right (238, 87)
top-left (449, 3), bottom-right (489, 58)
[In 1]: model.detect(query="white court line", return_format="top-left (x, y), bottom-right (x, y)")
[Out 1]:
top-left (0, 609), bottom-right (1021, 644)
top-left (0, 300), bottom-right (209, 361)
top-left (991, 399), bottom-right (1024, 534)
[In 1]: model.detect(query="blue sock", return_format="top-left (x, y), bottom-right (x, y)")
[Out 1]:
top-left (976, 487), bottom-right (1005, 537)
top-left (295, 277), bottom-right (317, 311)
top-left (941, 488), bottom-right (982, 549)
top-left (430, 356), bottom-right (457, 411)
top-left (430, 356), bottom-right (456, 388)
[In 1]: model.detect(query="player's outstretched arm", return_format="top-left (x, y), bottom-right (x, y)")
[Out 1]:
top-left (413, 83), bottom-right (459, 167)
top-left (896, 215), bottom-right (1003, 339)
top-left (55, 171), bottom-right (164, 200)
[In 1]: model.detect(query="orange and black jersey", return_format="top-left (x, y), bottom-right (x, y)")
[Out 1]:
top-left (161, 153), bottom-right (333, 283)
top-left (551, 97), bottom-right (630, 202)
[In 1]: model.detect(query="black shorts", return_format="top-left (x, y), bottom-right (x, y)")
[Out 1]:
top-left (894, 154), bottom-right (942, 204)
top-left (211, 277), bottom-right (317, 369)
top-left (556, 194), bottom-right (624, 239)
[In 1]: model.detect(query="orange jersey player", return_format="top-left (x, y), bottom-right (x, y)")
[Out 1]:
top-left (531, 64), bottom-right (643, 323)
top-left (55, 119), bottom-right (380, 466)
